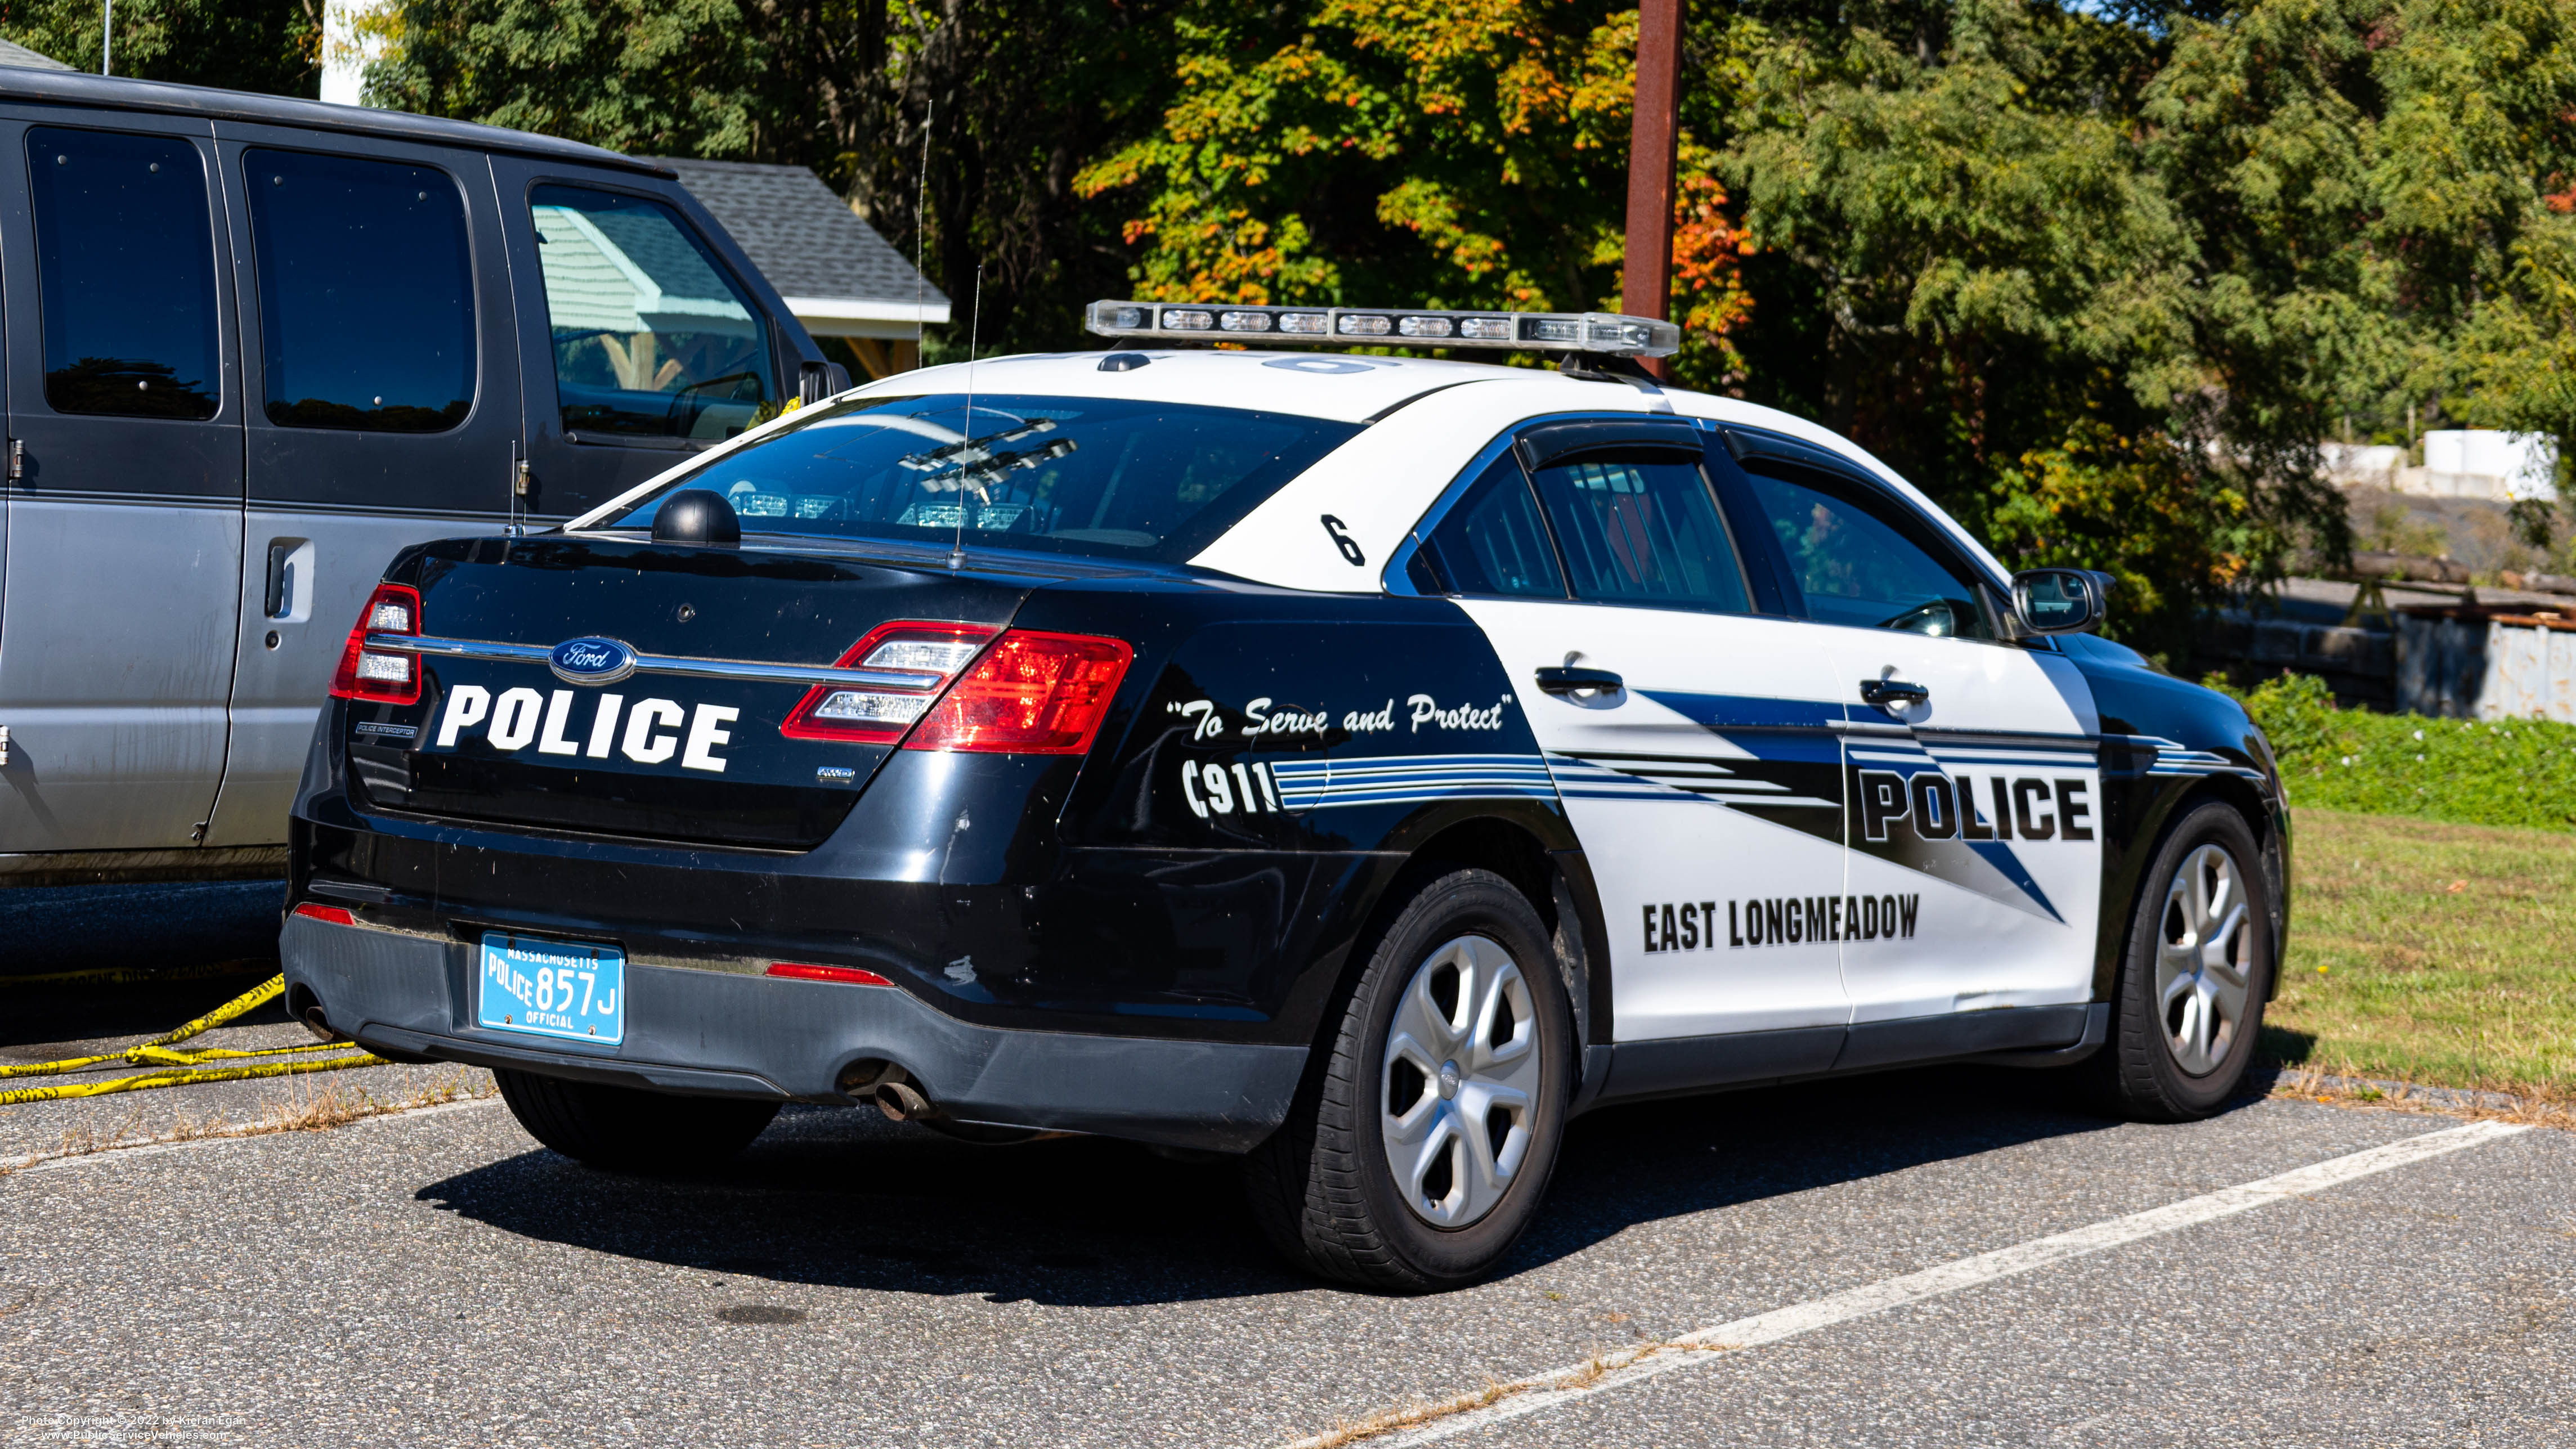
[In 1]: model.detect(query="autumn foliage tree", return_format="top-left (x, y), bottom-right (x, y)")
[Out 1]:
top-left (1073, 0), bottom-right (1754, 387)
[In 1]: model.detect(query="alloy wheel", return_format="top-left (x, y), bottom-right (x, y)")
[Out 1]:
top-left (1380, 935), bottom-right (1540, 1228)
top-left (2155, 842), bottom-right (2253, 1077)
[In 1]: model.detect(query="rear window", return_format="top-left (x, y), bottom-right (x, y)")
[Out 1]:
top-left (608, 392), bottom-right (1362, 563)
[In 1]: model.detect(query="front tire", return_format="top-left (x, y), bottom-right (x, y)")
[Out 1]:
top-left (2093, 801), bottom-right (2274, 1121)
top-left (1243, 868), bottom-right (1575, 1292)
top-left (496, 1069), bottom-right (780, 1172)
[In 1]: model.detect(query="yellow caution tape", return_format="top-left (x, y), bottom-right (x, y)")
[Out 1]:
top-left (0, 974), bottom-right (387, 1103)
top-left (0, 1050), bottom-right (386, 1106)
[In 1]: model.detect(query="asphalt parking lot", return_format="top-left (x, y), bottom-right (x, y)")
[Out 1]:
top-left (3, 887), bottom-right (2571, 1448)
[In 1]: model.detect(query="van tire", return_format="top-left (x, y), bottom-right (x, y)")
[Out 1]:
top-left (496, 1069), bottom-right (779, 1170)
top-left (1242, 868), bottom-right (1574, 1293)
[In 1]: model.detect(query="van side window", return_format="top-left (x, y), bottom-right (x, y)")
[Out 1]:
top-left (528, 185), bottom-right (773, 442)
top-left (28, 127), bottom-right (220, 420)
top-left (245, 149), bottom-right (474, 432)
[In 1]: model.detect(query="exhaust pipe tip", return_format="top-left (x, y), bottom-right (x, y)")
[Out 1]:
top-left (284, 984), bottom-right (347, 1043)
top-left (873, 1080), bottom-right (933, 1123)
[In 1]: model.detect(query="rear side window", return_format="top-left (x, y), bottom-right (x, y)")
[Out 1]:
top-left (610, 393), bottom-right (1360, 563)
top-left (1528, 454), bottom-right (1753, 614)
top-left (28, 127), bottom-right (220, 420)
top-left (1738, 466), bottom-right (1993, 639)
top-left (245, 149), bottom-right (475, 432)
top-left (530, 185), bottom-right (773, 442)
top-left (1421, 456), bottom-right (1565, 598)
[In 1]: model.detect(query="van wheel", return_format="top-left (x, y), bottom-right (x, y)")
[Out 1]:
top-left (2091, 801), bottom-right (2274, 1121)
top-left (1243, 868), bottom-right (1574, 1293)
top-left (496, 1069), bottom-right (779, 1171)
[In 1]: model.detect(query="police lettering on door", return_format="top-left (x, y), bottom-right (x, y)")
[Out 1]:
top-left (1855, 771), bottom-right (2093, 843)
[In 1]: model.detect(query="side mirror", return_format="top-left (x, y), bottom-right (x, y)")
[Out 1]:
top-left (2011, 568), bottom-right (2110, 635)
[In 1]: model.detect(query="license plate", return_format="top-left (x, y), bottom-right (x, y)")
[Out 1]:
top-left (477, 932), bottom-right (624, 1046)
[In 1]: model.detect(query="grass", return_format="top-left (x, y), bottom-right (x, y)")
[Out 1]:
top-left (2226, 671), bottom-right (2576, 831)
top-left (2270, 808), bottom-right (2576, 1096)
top-left (0, 1068), bottom-right (497, 1176)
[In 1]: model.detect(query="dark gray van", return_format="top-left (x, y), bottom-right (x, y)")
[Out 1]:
top-left (0, 70), bottom-right (848, 884)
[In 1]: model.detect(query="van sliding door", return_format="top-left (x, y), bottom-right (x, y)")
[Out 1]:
top-left (0, 112), bottom-right (245, 858)
top-left (201, 126), bottom-right (524, 847)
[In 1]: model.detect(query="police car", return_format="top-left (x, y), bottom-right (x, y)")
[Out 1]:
top-left (281, 301), bottom-right (2288, 1291)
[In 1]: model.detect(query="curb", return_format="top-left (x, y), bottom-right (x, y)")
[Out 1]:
top-left (2252, 1064), bottom-right (2555, 1116)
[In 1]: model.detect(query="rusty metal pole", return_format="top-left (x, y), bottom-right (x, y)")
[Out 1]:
top-left (1621, 0), bottom-right (1683, 378)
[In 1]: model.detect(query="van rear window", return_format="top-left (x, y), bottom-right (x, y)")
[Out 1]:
top-left (609, 393), bottom-right (1360, 563)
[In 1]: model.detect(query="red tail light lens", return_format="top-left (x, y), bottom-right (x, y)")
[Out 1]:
top-left (902, 630), bottom-right (1133, 755)
top-left (765, 962), bottom-right (894, 986)
top-left (293, 902), bottom-right (357, 926)
top-left (328, 584), bottom-right (423, 706)
top-left (781, 621), bottom-right (999, 744)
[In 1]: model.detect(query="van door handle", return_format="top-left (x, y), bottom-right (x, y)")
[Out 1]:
top-left (1860, 678), bottom-right (1929, 707)
top-left (1535, 665), bottom-right (1624, 698)
top-left (264, 542), bottom-right (297, 619)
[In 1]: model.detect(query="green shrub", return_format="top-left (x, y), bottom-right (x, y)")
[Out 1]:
top-left (2215, 672), bottom-right (2576, 831)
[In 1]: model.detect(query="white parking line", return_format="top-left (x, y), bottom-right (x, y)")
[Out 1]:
top-left (1318, 1120), bottom-right (2530, 1448)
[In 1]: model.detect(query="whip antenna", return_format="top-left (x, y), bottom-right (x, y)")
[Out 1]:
top-left (949, 263), bottom-right (983, 572)
top-left (912, 99), bottom-right (930, 368)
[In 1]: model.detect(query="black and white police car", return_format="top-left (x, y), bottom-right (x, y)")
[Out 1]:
top-left (283, 301), bottom-right (2288, 1291)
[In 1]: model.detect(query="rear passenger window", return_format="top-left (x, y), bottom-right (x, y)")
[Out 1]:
top-left (1529, 453), bottom-right (1752, 614)
top-left (246, 149), bottom-right (475, 432)
top-left (528, 185), bottom-right (773, 442)
top-left (28, 127), bottom-right (221, 420)
top-left (1420, 457), bottom-right (1565, 598)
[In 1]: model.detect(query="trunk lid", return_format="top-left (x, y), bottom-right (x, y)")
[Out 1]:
top-left (348, 536), bottom-right (1077, 848)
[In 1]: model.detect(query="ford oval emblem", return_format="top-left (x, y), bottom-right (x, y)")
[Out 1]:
top-left (549, 636), bottom-right (637, 686)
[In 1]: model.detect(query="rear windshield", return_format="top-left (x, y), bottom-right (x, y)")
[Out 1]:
top-left (607, 392), bottom-right (1363, 563)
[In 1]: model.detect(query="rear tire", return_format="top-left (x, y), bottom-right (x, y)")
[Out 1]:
top-left (2091, 801), bottom-right (2274, 1121)
top-left (1243, 868), bottom-right (1574, 1293)
top-left (496, 1069), bottom-right (779, 1171)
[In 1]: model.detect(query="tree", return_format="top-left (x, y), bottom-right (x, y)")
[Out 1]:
top-left (371, 0), bottom-right (1179, 355)
top-left (1073, 0), bottom-right (1753, 384)
top-left (0, 0), bottom-right (321, 95)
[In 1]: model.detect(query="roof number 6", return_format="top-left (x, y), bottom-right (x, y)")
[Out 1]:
top-left (1321, 514), bottom-right (1365, 567)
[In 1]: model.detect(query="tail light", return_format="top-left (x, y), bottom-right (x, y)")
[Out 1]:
top-left (902, 630), bottom-right (1133, 755)
top-left (328, 584), bottom-right (423, 706)
top-left (292, 902), bottom-right (357, 926)
top-left (766, 962), bottom-right (893, 986)
top-left (782, 622), bottom-right (998, 744)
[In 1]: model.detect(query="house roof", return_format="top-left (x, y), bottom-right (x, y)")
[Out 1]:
top-left (655, 157), bottom-right (948, 324)
top-left (0, 38), bottom-right (71, 71)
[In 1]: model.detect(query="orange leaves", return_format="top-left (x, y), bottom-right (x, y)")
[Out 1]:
top-left (1078, 1), bottom-right (1762, 342)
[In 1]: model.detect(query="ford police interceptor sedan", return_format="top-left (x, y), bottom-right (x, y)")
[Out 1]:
top-left (281, 302), bottom-right (2288, 1292)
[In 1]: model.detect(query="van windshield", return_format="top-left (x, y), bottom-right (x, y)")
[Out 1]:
top-left (608, 392), bottom-right (1362, 563)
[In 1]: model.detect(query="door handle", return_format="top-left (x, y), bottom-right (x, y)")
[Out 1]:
top-left (1860, 678), bottom-right (1929, 707)
top-left (1535, 665), bottom-right (1625, 698)
top-left (264, 541), bottom-right (297, 620)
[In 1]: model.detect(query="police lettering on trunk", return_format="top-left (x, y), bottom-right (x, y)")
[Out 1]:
top-left (432, 684), bottom-right (737, 773)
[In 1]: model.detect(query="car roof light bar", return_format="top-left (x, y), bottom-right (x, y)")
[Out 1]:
top-left (1084, 300), bottom-right (1681, 358)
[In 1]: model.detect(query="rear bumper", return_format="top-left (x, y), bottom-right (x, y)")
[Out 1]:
top-left (282, 914), bottom-right (1306, 1152)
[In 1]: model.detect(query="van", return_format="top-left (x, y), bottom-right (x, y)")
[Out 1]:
top-left (0, 69), bottom-right (848, 884)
